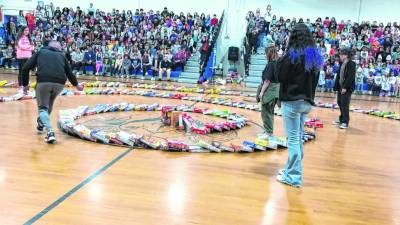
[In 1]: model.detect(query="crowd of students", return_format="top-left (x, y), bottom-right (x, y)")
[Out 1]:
top-left (246, 6), bottom-right (400, 97)
top-left (0, 3), bottom-right (219, 81)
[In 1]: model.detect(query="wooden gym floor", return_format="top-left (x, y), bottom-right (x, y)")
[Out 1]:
top-left (0, 72), bottom-right (399, 225)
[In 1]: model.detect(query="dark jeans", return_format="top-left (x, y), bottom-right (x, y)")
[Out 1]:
top-left (18, 58), bottom-right (29, 86)
top-left (172, 61), bottom-right (184, 70)
top-left (3, 58), bottom-right (13, 68)
top-left (72, 62), bottom-right (83, 72)
top-left (337, 91), bottom-right (352, 125)
top-left (142, 64), bottom-right (151, 75)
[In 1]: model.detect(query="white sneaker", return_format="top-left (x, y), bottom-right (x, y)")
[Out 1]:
top-left (258, 132), bottom-right (270, 140)
top-left (332, 120), bottom-right (340, 125)
top-left (339, 123), bottom-right (348, 129)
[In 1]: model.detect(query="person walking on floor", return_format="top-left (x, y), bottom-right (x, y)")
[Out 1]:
top-left (333, 48), bottom-right (356, 129)
top-left (21, 41), bottom-right (84, 144)
top-left (16, 26), bottom-right (34, 93)
top-left (256, 43), bottom-right (280, 139)
top-left (275, 23), bottom-right (323, 188)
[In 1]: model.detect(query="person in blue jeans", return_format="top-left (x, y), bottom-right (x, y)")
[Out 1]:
top-left (275, 23), bottom-right (323, 188)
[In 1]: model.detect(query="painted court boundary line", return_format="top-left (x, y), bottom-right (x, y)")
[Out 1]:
top-left (23, 148), bottom-right (133, 225)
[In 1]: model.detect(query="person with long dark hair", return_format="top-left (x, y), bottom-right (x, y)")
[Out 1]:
top-left (275, 23), bottom-right (323, 188)
top-left (16, 26), bottom-right (34, 92)
top-left (256, 44), bottom-right (280, 139)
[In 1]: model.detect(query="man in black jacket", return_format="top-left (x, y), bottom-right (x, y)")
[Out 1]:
top-left (22, 41), bottom-right (83, 143)
top-left (333, 49), bottom-right (356, 129)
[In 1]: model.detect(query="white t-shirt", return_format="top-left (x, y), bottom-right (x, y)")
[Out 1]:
top-left (318, 71), bottom-right (326, 85)
top-left (374, 76), bottom-right (383, 85)
top-left (389, 76), bottom-right (397, 85)
top-left (381, 77), bottom-right (391, 91)
top-left (264, 11), bottom-right (272, 23)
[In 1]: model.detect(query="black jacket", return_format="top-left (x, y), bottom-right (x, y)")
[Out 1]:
top-left (275, 53), bottom-right (318, 105)
top-left (333, 60), bottom-right (356, 92)
top-left (22, 47), bottom-right (78, 87)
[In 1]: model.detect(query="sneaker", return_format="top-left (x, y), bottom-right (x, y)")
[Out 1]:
top-left (276, 174), bottom-right (301, 188)
top-left (339, 123), bottom-right (348, 129)
top-left (276, 174), bottom-right (286, 183)
top-left (258, 132), bottom-right (270, 140)
top-left (332, 120), bottom-right (340, 125)
top-left (278, 169), bottom-right (285, 176)
top-left (36, 117), bottom-right (44, 134)
top-left (45, 131), bottom-right (56, 144)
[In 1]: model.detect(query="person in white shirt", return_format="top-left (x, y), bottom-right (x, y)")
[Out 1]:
top-left (264, 4), bottom-right (272, 34)
top-left (355, 67), bottom-right (364, 94)
top-left (318, 70), bottom-right (326, 92)
top-left (71, 48), bottom-right (84, 74)
top-left (395, 76), bottom-right (400, 97)
top-left (381, 72), bottom-right (391, 97)
top-left (388, 73), bottom-right (397, 96)
top-left (373, 72), bottom-right (383, 96)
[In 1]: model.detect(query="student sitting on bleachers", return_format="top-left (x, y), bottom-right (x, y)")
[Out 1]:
top-left (122, 55), bottom-right (131, 78)
top-left (159, 55), bottom-right (171, 81)
top-left (173, 47), bottom-right (186, 71)
top-left (131, 54), bottom-right (142, 78)
top-left (142, 51), bottom-right (152, 78)
top-left (2, 45), bottom-right (16, 69)
top-left (112, 55), bottom-right (123, 77)
top-left (83, 47), bottom-right (96, 75)
top-left (71, 48), bottom-right (84, 75)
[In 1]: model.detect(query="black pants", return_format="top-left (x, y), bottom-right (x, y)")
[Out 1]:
top-left (337, 91), bottom-right (352, 125)
top-left (142, 65), bottom-right (151, 75)
top-left (18, 58), bottom-right (29, 86)
top-left (72, 62), bottom-right (83, 72)
top-left (172, 61), bottom-right (184, 70)
top-left (3, 58), bottom-right (13, 68)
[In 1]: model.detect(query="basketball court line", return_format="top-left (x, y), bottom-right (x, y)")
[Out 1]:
top-left (23, 148), bottom-right (133, 225)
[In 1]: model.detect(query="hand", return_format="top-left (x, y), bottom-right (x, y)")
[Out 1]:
top-left (258, 94), bottom-right (263, 102)
top-left (76, 84), bottom-right (84, 91)
top-left (23, 86), bottom-right (29, 95)
top-left (341, 89), bottom-right (347, 94)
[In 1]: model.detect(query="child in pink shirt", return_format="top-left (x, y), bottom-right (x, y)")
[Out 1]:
top-left (16, 27), bottom-right (34, 89)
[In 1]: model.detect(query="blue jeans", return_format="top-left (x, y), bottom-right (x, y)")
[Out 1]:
top-left (280, 100), bottom-right (312, 187)
top-left (356, 83), bottom-right (363, 93)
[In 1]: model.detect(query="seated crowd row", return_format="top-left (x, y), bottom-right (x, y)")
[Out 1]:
top-left (1, 3), bottom-right (219, 81)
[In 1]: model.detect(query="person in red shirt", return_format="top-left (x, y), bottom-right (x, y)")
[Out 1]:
top-left (25, 12), bottom-right (35, 32)
top-left (338, 20), bottom-right (345, 31)
top-left (329, 45), bottom-right (336, 57)
top-left (210, 14), bottom-right (218, 27)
